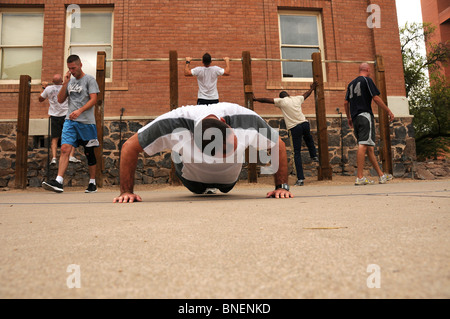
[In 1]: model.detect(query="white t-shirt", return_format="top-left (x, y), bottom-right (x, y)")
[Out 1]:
top-left (137, 103), bottom-right (278, 184)
top-left (40, 85), bottom-right (69, 117)
top-left (273, 95), bottom-right (307, 130)
top-left (191, 66), bottom-right (225, 100)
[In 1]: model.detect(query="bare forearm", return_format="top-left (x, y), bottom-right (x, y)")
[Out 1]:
top-left (224, 59), bottom-right (231, 75)
top-left (274, 138), bottom-right (289, 185)
top-left (254, 97), bottom-right (274, 104)
top-left (57, 84), bottom-right (68, 103)
top-left (184, 64), bottom-right (192, 76)
top-left (119, 135), bottom-right (142, 194)
top-left (79, 95), bottom-right (97, 114)
top-left (303, 88), bottom-right (314, 100)
top-left (373, 96), bottom-right (394, 120)
top-left (344, 101), bottom-right (350, 119)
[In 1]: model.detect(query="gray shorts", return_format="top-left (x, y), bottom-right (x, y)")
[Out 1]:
top-left (353, 112), bottom-right (375, 146)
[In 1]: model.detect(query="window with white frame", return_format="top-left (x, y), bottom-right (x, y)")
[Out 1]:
top-left (0, 9), bottom-right (44, 83)
top-left (279, 11), bottom-right (325, 81)
top-left (65, 7), bottom-right (113, 80)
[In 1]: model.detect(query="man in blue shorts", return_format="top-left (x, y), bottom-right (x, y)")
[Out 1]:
top-left (42, 55), bottom-right (100, 193)
top-left (344, 63), bottom-right (395, 185)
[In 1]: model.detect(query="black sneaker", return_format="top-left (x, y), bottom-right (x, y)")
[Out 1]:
top-left (295, 179), bottom-right (304, 186)
top-left (312, 156), bottom-right (319, 162)
top-left (85, 183), bottom-right (97, 193)
top-left (42, 180), bottom-right (64, 193)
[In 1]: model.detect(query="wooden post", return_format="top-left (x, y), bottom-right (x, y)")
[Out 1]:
top-left (169, 50), bottom-right (181, 185)
top-left (169, 50), bottom-right (179, 111)
top-left (374, 55), bottom-right (393, 174)
top-left (15, 75), bottom-right (31, 189)
top-left (95, 51), bottom-right (106, 188)
top-left (242, 51), bottom-right (257, 183)
top-left (312, 52), bottom-right (332, 180)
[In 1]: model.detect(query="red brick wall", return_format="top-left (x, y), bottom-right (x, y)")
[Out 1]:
top-left (421, 0), bottom-right (450, 80)
top-left (0, 0), bottom-right (406, 120)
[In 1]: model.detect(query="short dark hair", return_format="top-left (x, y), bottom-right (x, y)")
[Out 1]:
top-left (202, 53), bottom-right (212, 66)
top-left (279, 91), bottom-right (289, 98)
top-left (67, 54), bottom-right (81, 64)
top-left (195, 118), bottom-right (231, 156)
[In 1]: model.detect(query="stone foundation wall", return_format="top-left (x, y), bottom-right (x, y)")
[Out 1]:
top-left (0, 116), bottom-right (417, 188)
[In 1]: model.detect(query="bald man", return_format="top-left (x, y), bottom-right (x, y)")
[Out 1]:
top-left (344, 63), bottom-right (395, 185)
top-left (39, 74), bottom-right (79, 165)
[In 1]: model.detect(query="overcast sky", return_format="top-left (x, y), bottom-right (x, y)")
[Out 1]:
top-left (396, 0), bottom-right (423, 26)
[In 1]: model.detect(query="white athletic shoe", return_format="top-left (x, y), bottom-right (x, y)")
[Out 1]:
top-left (355, 176), bottom-right (375, 186)
top-left (50, 158), bottom-right (57, 165)
top-left (69, 156), bottom-right (81, 163)
top-left (379, 174), bottom-right (393, 184)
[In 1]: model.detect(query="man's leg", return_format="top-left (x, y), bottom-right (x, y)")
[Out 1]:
top-left (356, 144), bottom-right (368, 179)
top-left (366, 146), bottom-right (384, 177)
top-left (290, 125), bottom-right (305, 181)
top-left (82, 144), bottom-right (98, 193)
top-left (51, 137), bottom-right (58, 160)
top-left (302, 122), bottom-right (318, 159)
top-left (89, 164), bottom-right (96, 180)
top-left (42, 142), bottom-right (71, 193)
top-left (57, 143), bottom-right (71, 178)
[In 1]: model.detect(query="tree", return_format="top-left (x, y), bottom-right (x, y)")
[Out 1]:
top-left (399, 22), bottom-right (450, 160)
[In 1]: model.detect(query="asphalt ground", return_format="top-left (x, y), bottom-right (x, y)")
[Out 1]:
top-left (0, 176), bottom-right (449, 299)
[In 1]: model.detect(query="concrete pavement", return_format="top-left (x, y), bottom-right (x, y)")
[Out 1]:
top-left (0, 178), bottom-right (449, 299)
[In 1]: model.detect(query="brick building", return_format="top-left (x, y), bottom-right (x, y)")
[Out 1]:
top-left (421, 0), bottom-right (450, 79)
top-left (0, 0), bottom-right (416, 188)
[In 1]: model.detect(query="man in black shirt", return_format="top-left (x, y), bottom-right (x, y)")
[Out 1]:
top-left (344, 63), bottom-right (395, 185)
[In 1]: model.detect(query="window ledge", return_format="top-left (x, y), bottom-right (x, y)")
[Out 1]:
top-left (266, 80), bottom-right (346, 91)
top-left (0, 82), bottom-right (129, 93)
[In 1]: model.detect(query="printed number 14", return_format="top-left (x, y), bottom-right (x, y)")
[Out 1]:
top-left (349, 82), bottom-right (362, 99)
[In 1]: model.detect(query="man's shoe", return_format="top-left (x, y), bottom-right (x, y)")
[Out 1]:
top-left (42, 180), bottom-right (64, 193)
top-left (85, 183), bottom-right (97, 193)
top-left (355, 176), bottom-right (375, 186)
top-left (203, 188), bottom-right (217, 194)
top-left (295, 179), bottom-right (304, 186)
top-left (69, 156), bottom-right (81, 163)
top-left (379, 174), bottom-right (393, 184)
top-left (50, 158), bottom-right (57, 165)
top-left (312, 156), bottom-right (319, 162)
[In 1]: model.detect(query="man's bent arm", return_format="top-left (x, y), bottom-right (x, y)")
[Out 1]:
top-left (68, 93), bottom-right (98, 121)
top-left (184, 57), bottom-right (193, 76)
top-left (223, 57), bottom-right (231, 76)
top-left (373, 95), bottom-right (395, 122)
top-left (274, 138), bottom-right (289, 185)
top-left (253, 97), bottom-right (275, 104)
top-left (344, 100), bottom-right (353, 128)
top-left (113, 134), bottom-right (144, 203)
top-left (58, 71), bottom-right (70, 103)
top-left (303, 81), bottom-right (317, 100)
top-left (267, 138), bottom-right (293, 198)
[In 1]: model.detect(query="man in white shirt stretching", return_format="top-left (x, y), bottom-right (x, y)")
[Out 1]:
top-left (185, 53), bottom-right (230, 105)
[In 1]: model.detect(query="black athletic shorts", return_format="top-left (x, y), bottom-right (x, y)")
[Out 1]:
top-left (353, 112), bottom-right (376, 146)
top-left (50, 116), bottom-right (66, 139)
top-left (173, 157), bottom-right (237, 194)
top-left (197, 99), bottom-right (219, 105)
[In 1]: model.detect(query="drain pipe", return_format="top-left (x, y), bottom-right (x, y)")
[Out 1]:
top-left (336, 107), bottom-right (345, 176)
top-left (119, 108), bottom-right (125, 167)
